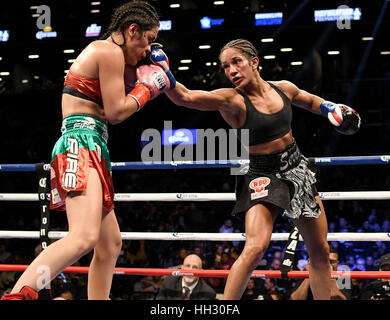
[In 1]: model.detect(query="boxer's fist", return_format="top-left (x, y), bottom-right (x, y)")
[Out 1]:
top-left (136, 43), bottom-right (163, 67)
top-left (320, 101), bottom-right (361, 135)
top-left (127, 65), bottom-right (170, 111)
top-left (136, 64), bottom-right (170, 99)
top-left (334, 105), bottom-right (361, 135)
top-left (149, 46), bottom-right (176, 89)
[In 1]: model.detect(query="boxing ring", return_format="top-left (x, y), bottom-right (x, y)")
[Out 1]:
top-left (1, 155), bottom-right (390, 283)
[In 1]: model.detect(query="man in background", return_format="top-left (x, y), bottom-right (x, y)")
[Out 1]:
top-left (156, 254), bottom-right (216, 300)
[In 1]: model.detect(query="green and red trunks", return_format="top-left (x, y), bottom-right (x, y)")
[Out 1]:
top-left (49, 114), bottom-right (114, 213)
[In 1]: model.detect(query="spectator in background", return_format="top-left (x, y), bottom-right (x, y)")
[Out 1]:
top-left (349, 277), bottom-right (365, 300)
top-left (214, 245), bottom-right (224, 265)
top-left (345, 255), bottom-right (356, 270)
top-left (328, 221), bottom-right (336, 233)
top-left (263, 278), bottom-right (284, 300)
top-left (206, 258), bottom-right (225, 293)
top-left (338, 217), bottom-right (350, 231)
top-left (53, 290), bottom-right (74, 300)
top-left (208, 250), bottom-right (234, 293)
top-left (156, 254), bottom-right (216, 300)
top-left (297, 258), bottom-right (308, 271)
top-left (382, 219), bottom-right (390, 233)
top-left (354, 257), bottom-right (366, 271)
top-left (241, 278), bottom-right (261, 300)
top-left (269, 258), bottom-right (281, 271)
top-left (219, 219), bottom-right (234, 233)
top-left (172, 247), bottom-right (188, 267)
top-left (132, 276), bottom-right (158, 300)
top-left (269, 252), bottom-right (291, 293)
top-left (274, 250), bottom-right (282, 259)
top-left (361, 253), bottom-right (390, 300)
top-left (192, 246), bottom-right (202, 258)
top-left (229, 246), bottom-right (240, 265)
top-left (290, 245), bottom-right (350, 300)
top-left (373, 241), bottom-right (388, 258)
top-left (220, 252), bottom-right (233, 270)
top-left (50, 272), bottom-right (73, 299)
top-left (365, 256), bottom-right (376, 271)
top-left (361, 221), bottom-right (370, 232)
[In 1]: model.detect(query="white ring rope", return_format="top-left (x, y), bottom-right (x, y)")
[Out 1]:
top-left (0, 231), bottom-right (389, 241)
top-left (1, 191), bottom-right (390, 202)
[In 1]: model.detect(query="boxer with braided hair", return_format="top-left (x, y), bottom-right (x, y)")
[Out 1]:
top-left (1, 1), bottom-right (171, 300)
top-left (146, 38), bottom-right (360, 300)
top-left (100, 0), bottom-right (159, 47)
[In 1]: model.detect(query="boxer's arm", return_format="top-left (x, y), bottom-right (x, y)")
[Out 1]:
top-left (166, 81), bottom-right (233, 112)
top-left (97, 43), bottom-right (141, 125)
top-left (271, 80), bottom-right (323, 114)
top-left (150, 46), bottom-right (237, 112)
top-left (275, 80), bottom-right (361, 135)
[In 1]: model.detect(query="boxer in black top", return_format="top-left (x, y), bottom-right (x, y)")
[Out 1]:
top-left (147, 38), bottom-right (360, 300)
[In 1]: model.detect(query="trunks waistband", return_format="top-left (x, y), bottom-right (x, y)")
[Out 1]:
top-left (249, 139), bottom-right (301, 174)
top-left (61, 114), bottom-right (108, 143)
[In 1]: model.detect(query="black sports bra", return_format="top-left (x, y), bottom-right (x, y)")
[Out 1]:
top-left (236, 82), bottom-right (292, 146)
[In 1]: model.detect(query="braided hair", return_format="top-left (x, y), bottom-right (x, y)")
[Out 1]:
top-left (100, 1), bottom-right (159, 46)
top-left (219, 39), bottom-right (258, 60)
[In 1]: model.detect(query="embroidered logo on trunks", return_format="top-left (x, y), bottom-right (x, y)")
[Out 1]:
top-left (249, 177), bottom-right (270, 200)
top-left (73, 117), bottom-right (96, 131)
top-left (62, 137), bottom-right (79, 189)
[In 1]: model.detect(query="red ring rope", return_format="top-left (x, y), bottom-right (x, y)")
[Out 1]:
top-left (0, 264), bottom-right (389, 279)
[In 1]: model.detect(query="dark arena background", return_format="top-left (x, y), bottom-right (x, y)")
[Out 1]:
top-left (0, 0), bottom-right (389, 307)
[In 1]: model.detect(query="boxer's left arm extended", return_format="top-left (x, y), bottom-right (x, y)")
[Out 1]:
top-left (149, 46), bottom-right (234, 112)
top-left (166, 81), bottom-right (233, 112)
